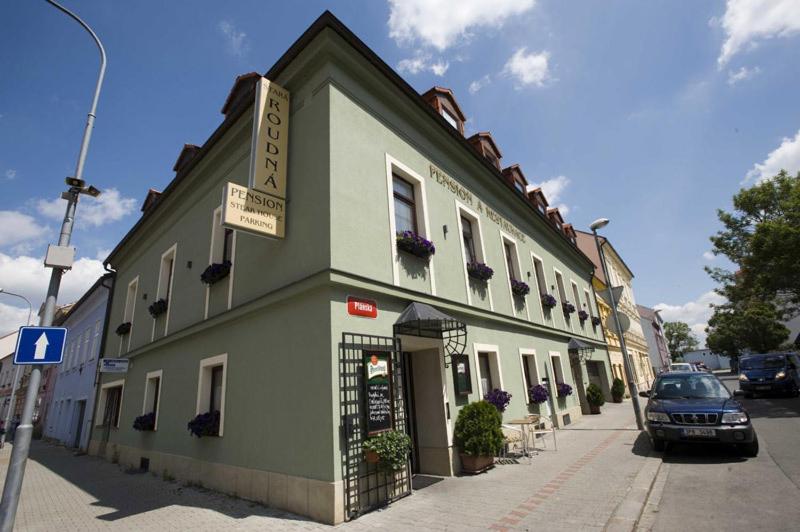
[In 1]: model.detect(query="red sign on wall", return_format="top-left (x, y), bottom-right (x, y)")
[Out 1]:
top-left (347, 296), bottom-right (377, 319)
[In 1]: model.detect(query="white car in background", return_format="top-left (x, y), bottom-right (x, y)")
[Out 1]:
top-left (668, 363), bottom-right (695, 372)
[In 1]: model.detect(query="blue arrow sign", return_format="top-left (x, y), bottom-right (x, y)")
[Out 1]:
top-left (14, 326), bottom-right (67, 365)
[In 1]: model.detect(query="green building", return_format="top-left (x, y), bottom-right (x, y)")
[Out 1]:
top-left (90, 12), bottom-right (613, 524)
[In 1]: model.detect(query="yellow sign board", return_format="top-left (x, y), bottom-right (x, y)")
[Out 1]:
top-left (222, 182), bottom-right (285, 238)
top-left (249, 78), bottom-right (290, 199)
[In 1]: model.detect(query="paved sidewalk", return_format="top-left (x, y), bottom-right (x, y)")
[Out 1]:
top-left (0, 403), bottom-right (651, 531)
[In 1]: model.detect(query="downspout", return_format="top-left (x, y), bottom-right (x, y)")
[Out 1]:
top-left (84, 261), bottom-right (116, 451)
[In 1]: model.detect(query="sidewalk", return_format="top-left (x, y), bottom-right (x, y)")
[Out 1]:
top-left (0, 403), bottom-right (652, 531)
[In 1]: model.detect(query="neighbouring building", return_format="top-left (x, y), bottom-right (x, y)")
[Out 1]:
top-left (683, 349), bottom-right (731, 371)
top-left (44, 274), bottom-right (112, 451)
top-left (576, 231), bottom-right (654, 391)
top-left (90, 12), bottom-right (613, 524)
top-left (637, 305), bottom-right (671, 375)
top-left (0, 331), bottom-right (22, 425)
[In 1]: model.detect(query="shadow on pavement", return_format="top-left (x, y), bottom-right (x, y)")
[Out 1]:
top-left (27, 442), bottom-right (313, 523)
top-left (628, 431), bottom-right (654, 458)
top-left (660, 442), bottom-right (748, 464)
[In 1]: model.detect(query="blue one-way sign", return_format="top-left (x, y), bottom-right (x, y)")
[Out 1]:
top-left (14, 326), bottom-right (67, 365)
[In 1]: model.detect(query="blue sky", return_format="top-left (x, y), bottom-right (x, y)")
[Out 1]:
top-left (1, 0), bottom-right (799, 341)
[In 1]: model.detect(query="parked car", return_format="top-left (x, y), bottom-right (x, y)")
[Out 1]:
top-left (640, 371), bottom-right (758, 456)
top-left (669, 363), bottom-right (695, 372)
top-left (738, 353), bottom-right (800, 398)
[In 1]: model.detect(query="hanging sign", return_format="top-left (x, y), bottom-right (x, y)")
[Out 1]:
top-left (99, 358), bottom-right (130, 373)
top-left (222, 182), bottom-right (285, 238)
top-left (347, 296), bottom-right (377, 319)
top-left (364, 352), bottom-right (393, 435)
top-left (249, 78), bottom-right (290, 199)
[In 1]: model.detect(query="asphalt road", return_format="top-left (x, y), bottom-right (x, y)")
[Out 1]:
top-left (650, 373), bottom-right (800, 531)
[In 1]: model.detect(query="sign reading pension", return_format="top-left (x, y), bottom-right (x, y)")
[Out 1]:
top-left (249, 77), bottom-right (290, 199)
top-left (222, 182), bottom-right (286, 238)
top-left (364, 352), bottom-right (393, 436)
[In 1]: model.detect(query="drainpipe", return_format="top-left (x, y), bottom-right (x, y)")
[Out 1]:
top-left (84, 263), bottom-right (115, 450)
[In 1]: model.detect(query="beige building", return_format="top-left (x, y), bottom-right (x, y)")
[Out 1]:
top-left (576, 231), bottom-right (654, 392)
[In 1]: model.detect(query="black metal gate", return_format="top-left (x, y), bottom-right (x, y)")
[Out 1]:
top-left (339, 333), bottom-right (412, 520)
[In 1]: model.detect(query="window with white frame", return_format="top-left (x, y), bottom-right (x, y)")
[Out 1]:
top-left (584, 289), bottom-right (595, 320)
top-left (81, 329), bottom-right (90, 365)
top-left (474, 347), bottom-right (503, 398)
top-left (123, 278), bottom-right (138, 324)
top-left (550, 354), bottom-right (566, 385)
top-left (157, 246), bottom-right (176, 307)
top-left (520, 350), bottom-right (541, 403)
top-left (555, 271), bottom-right (567, 307)
top-left (458, 208), bottom-right (484, 266)
top-left (90, 319), bottom-right (101, 360)
top-left (502, 239), bottom-right (520, 281)
top-left (142, 370), bottom-right (162, 429)
top-left (196, 353), bottom-right (227, 437)
top-left (571, 282), bottom-right (582, 319)
top-left (441, 107), bottom-right (459, 129)
top-left (210, 208), bottom-right (235, 266)
top-left (532, 256), bottom-right (547, 297)
top-left (97, 380), bottom-right (124, 428)
top-left (393, 175), bottom-right (418, 234)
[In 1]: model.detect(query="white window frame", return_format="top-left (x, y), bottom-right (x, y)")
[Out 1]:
top-left (204, 207), bottom-right (237, 319)
top-left (81, 328), bottom-right (91, 365)
top-left (518, 348), bottom-right (541, 405)
top-left (531, 253), bottom-right (550, 323)
top-left (500, 231), bottom-right (529, 321)
top-left (584, 288), bottom-right (595, 321)
top-left (90, 319), bottom-right (101, 361)
top-left (120, 276), bottom-right (139, 355)
top-left (385, 154), bottom-right (435, 295)
top-left (153, 243), bottom-right (178, 341)
top-left (549, 352), bottom-right (567, 386)
top-left (441, 107), bottom-right (459, 129)
top-left (553, 268), bottom-right (570, 330)
top-left (96, 379), bottom-right (125, 428)
top-left (142, 369), bottom-right (163, 431)
top-left (196, 353), bottom-right (228, 437)
top-left (571, 279), bottom-right (583, 330)
top-left (456, 202), bottom-right (492, 310)
top-left (473, 343), bottom-right (504, 398)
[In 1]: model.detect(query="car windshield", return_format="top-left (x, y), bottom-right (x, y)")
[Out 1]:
top-left (740, 356), bottom-right (786, 370)
top-left (654, 373), bottom-right (730, 399)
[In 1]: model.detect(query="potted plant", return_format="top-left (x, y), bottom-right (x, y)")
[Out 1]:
top-left (200, 261), bottom-right (232, 285)
top-left (187, 410), bottom-right (220, 438)
top-left (611, 378), bottom-right (625, 403)
top-left (591, 316), bottom-right (602, 327)
top-left (541, 294), bottom-right (557, 310)
top-left (148, 298), bottom-right (168, 318)
top-left (586, 383), bottom-right (605, 414)
top-left (556, 382), bottom-right (573, 398)
top-left (454, 401), bottom-right (504, 474)
top-left (510, 279), bottom-right (530, 297)
top-left (578, 310), bottom-right (589, 322)
top-left (466, 261), bottom-right (494, 282)
top-left (562, 302), bottom-right (576, 315)
top-left (484, 389), bottom-right (512, 412)
top-left (363, 430), bottom-right (411, 472)
top-left (133, 412), bottom-right (156, 431)
top-left (528, 384), bottom-right (549, 404)
top-left (396, 231), bottom-right (435, 260)
top-left (115, 322), bottom-right (131, 336)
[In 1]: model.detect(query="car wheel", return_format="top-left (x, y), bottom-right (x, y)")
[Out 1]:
top-left (652, 438), bottom-right (666, 452)
top-left (740, 436), bottom-right (759, 457)
top-left (792, 386), bottom-right (799, 398)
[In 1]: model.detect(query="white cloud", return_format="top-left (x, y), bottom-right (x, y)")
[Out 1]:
top-left (397, 53), bottom-right (449, 76)
top-left (0, 302), bottom-right (30, 337)
top-left (430, 60), bottom-right (450, 76)
top-left (0, 211), bottom-right (49, 248)
top-left (36, 188), bottom-right (136, 228)
top-left (4, 169), bottom-right (16, 180)
top-left (654, 290), bottom-right (726, 346)
top-left (744, 129), bottom-right (800, 184)
top-left (218, 20), bottom-right (249, 57)
top-left (388, 0), bottom-right (536, 51)
top-left (702, 251), bottom-right (717, 261)
top-left (503, 48), bottom-right (551, 88)
top-left (469, 75), bottom-right (491, 94)
top-left (528, 175), bottom-right (569, 203)
top-left (727, 66), bottom-right (760, 84)
top-left (716, 0), bottom-right (800, 66)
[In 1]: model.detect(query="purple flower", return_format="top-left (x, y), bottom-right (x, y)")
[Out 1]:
top-left (541, 294), bottom-right (557, 309)
top-left (528, 384), bottom-right (549, 404)
top-left (578, 310), bottom-right (589, 322)
top-left (133, 412), bottom-right (156, 431)
top-left (484, 388), bottom-right (512, 412)
top-left (467, 261), bottom-right (494, 282)
top-left (396, 231), bottom-right (435, 260)
top-left (510, 279), bottom-right (530, 297)
top-left (591, 316), bottom-right (602, 327)
top-left (556, 382), bottom-right (573, 398)
top-left (188, 410), bottom-right (220, 438)
top-left (562, 302), bottom-right (576, 314)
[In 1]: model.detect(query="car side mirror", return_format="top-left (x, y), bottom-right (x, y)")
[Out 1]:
top-left (733, 389), bottom-right (745, 397)
top-left (639, 390), bottom-right (651, 398)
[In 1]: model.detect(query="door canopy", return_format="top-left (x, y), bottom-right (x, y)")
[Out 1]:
top-left (394, 302), bottom-right (467, 364)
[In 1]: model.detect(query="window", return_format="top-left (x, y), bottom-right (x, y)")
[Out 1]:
top-left (210, 208), bottom-right (235, 266)
top-left (393, 175), bottom-right (418, 234)
top-left (478, 353), bottom-right (493, 394)
top-left (532, 256), bottom-right (547, 297)
top-left (461, 216), bottom-right (477, 263)
top-left (474, 345), bottom-right (503, 398)
top-left (520, 350), bottom-right (541, 404)
top-left (196, 353), bottom-right (227, 437)
top-left (584, 289), bottom-right (595, 320)
top-left (82, 329), bottom-right (91, 364)
top-left (97, 380), bottom-right (124, 428)
top-left (223, 229), bottom-right (234, 263)
top-left (90, 320), bottom-right (101, 361)
top-left (441, 108), bottom-right (458, 129)
top-left (142, 370), bottom-right (162, 429)
top-left (550, 354), bottom-right (565, 385)
top-left (157, 246), bottom-right (176, 305)
top-left (504, 242), bottom-right (516, 280)
top-left (571, 282), bottom-right (582, 314)
top-left (555, 271), bottom-right (567, 306)
top-left (513, 180), bottom-right (526, 194)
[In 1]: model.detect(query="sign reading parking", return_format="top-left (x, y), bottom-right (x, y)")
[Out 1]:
top-left (14, 326), bottom-right (67, 365)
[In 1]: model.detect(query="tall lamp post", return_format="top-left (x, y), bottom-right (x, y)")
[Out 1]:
top-left (0, 290), bottom-right (33, 449)
top-left (590, 218), bottom-right (645, 431)
top-left (0, 1), bottom-right (105, 530)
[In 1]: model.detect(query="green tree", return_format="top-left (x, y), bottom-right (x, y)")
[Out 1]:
top-left (664, 321), bottom-right (699, 357)
top-left (706, 299), bottom-right (789, 357)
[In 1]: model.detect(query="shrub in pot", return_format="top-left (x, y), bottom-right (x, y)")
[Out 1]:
top-left (586, 383), bottom-right (605, 414)
top-left (611, 378), bottom-right (625, 403)
top-left (363, 430), bottom-right (411, 472)
top-left (454, 400), bottom-right (504, 474)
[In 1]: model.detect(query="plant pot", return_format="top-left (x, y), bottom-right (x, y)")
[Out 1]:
top-left (365, 450), bottom-right (380, 464)
top-left (589, 404), bottom-right (601, 415)
top-left (612, 396), bottom-right (623, 403)
top-left (459, 453), bottom-right (494, 474)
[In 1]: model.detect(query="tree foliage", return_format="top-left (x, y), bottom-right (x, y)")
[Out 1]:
top-left (664, 321), bottom-right (699, 357)
top-left (705, 299), bottom-right (789, 357)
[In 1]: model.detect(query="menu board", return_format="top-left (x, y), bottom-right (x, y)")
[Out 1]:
top-left (364, 352), bottom-right (393, 435)
top-left (451, 354), bottom-right (473, 396)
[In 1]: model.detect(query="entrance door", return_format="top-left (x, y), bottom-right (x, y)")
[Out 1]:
top-left (73, 400), bottom-right (86, 449)
top-left (570, 357), bottom-right (590, 415)
top-left (405, 348), bottom-right (450, 477)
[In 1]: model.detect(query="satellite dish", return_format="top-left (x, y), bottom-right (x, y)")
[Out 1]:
top-left (605, 312), bottom-right (631, 333)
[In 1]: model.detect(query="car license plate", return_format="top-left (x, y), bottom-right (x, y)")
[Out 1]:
top-left (756, 385), bottom-right (771, 390)
top-left (682, 428), bottom-right (716, 438)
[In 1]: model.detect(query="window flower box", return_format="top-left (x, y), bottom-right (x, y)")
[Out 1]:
top-left (510, 279), bottom-right (530, 297)
top-left (591, 316), bottom-right (602, 327)
top-left (187, 410), bottom-right (220, 438)
top-left (562, 302), bottom-right (576, 315)
top-left (578, 310), bottom-right (589, 322)
top-left (115, 322), bottom-right (131, 336)
top-left (541, 294), bottom-right (557, 309)
top-left (133, 412), bottom-right (156, 431)
top-left (396, 231), bottom-right (435, 260)
top-left (528, 384), bottom-right (549, 404)
top-left (557, 382), bottom-right (573, 398)
top-left (200, 261), bottom-right (231, 285)
top-left (484, 388), bottom-right (512, 412)
top-left (148, 298), bottom-right (168, 318)
top-left (467, 261), bottom-right (494, 282)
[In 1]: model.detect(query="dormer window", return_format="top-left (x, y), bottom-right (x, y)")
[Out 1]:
top-left (468, 132), bottom-right (502, 170)
top-left (513, 180), bottom-right (525, 194)
top-left (441, 108), bottom-right (459, 129)
top-left (421, 87), bottom-right (467, 135)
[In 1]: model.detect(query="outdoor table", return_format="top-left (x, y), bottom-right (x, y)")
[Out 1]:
top-left (507, 417), bottom-right (539, 457)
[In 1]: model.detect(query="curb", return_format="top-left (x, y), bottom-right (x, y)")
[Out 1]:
top-left (603, 452), bottom-right (663, 532)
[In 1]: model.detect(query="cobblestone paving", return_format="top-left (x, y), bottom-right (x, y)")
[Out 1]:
top-left (1, 403), bottom-right (648, 531)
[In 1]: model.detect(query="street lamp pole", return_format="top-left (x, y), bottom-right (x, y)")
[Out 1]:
top-left (0, 2), bottom-right (106, 530)
top-left (590, 218), bottom-right (645, 431)
top-left (0, 290), bottom-right (33, 450)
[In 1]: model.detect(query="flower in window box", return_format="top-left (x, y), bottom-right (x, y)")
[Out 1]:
top-left (466, 261), bottom-right (494, 282)
top-left (133, 412), bottom-right (156, 431)
top-left (200, 261), bottom-right (232, 285)
top-left (591, 316), bottom-right (602, 327)
top-left (395, 231), bottom-right (435, 260)
top-left (115, 322), bottom-right (132, 336)
top-left (528, 384), bottom-right (549, 404)
top-left (187, 410), bottom-right (220, 438)
top-left (148, 298), bottom-right (168, 318)
top-left (556, 382), bottom-right (573, 398)
top-left (562, 302), bottom-right (576, 315)
top-left (540, 294), bottom-right (557, 309)
top-left (578, 310), bottom-right (589, 322)
top-left (510, 279), bottom-right (530, 297)
top-left (484, 388), bottom-right (512, 412)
